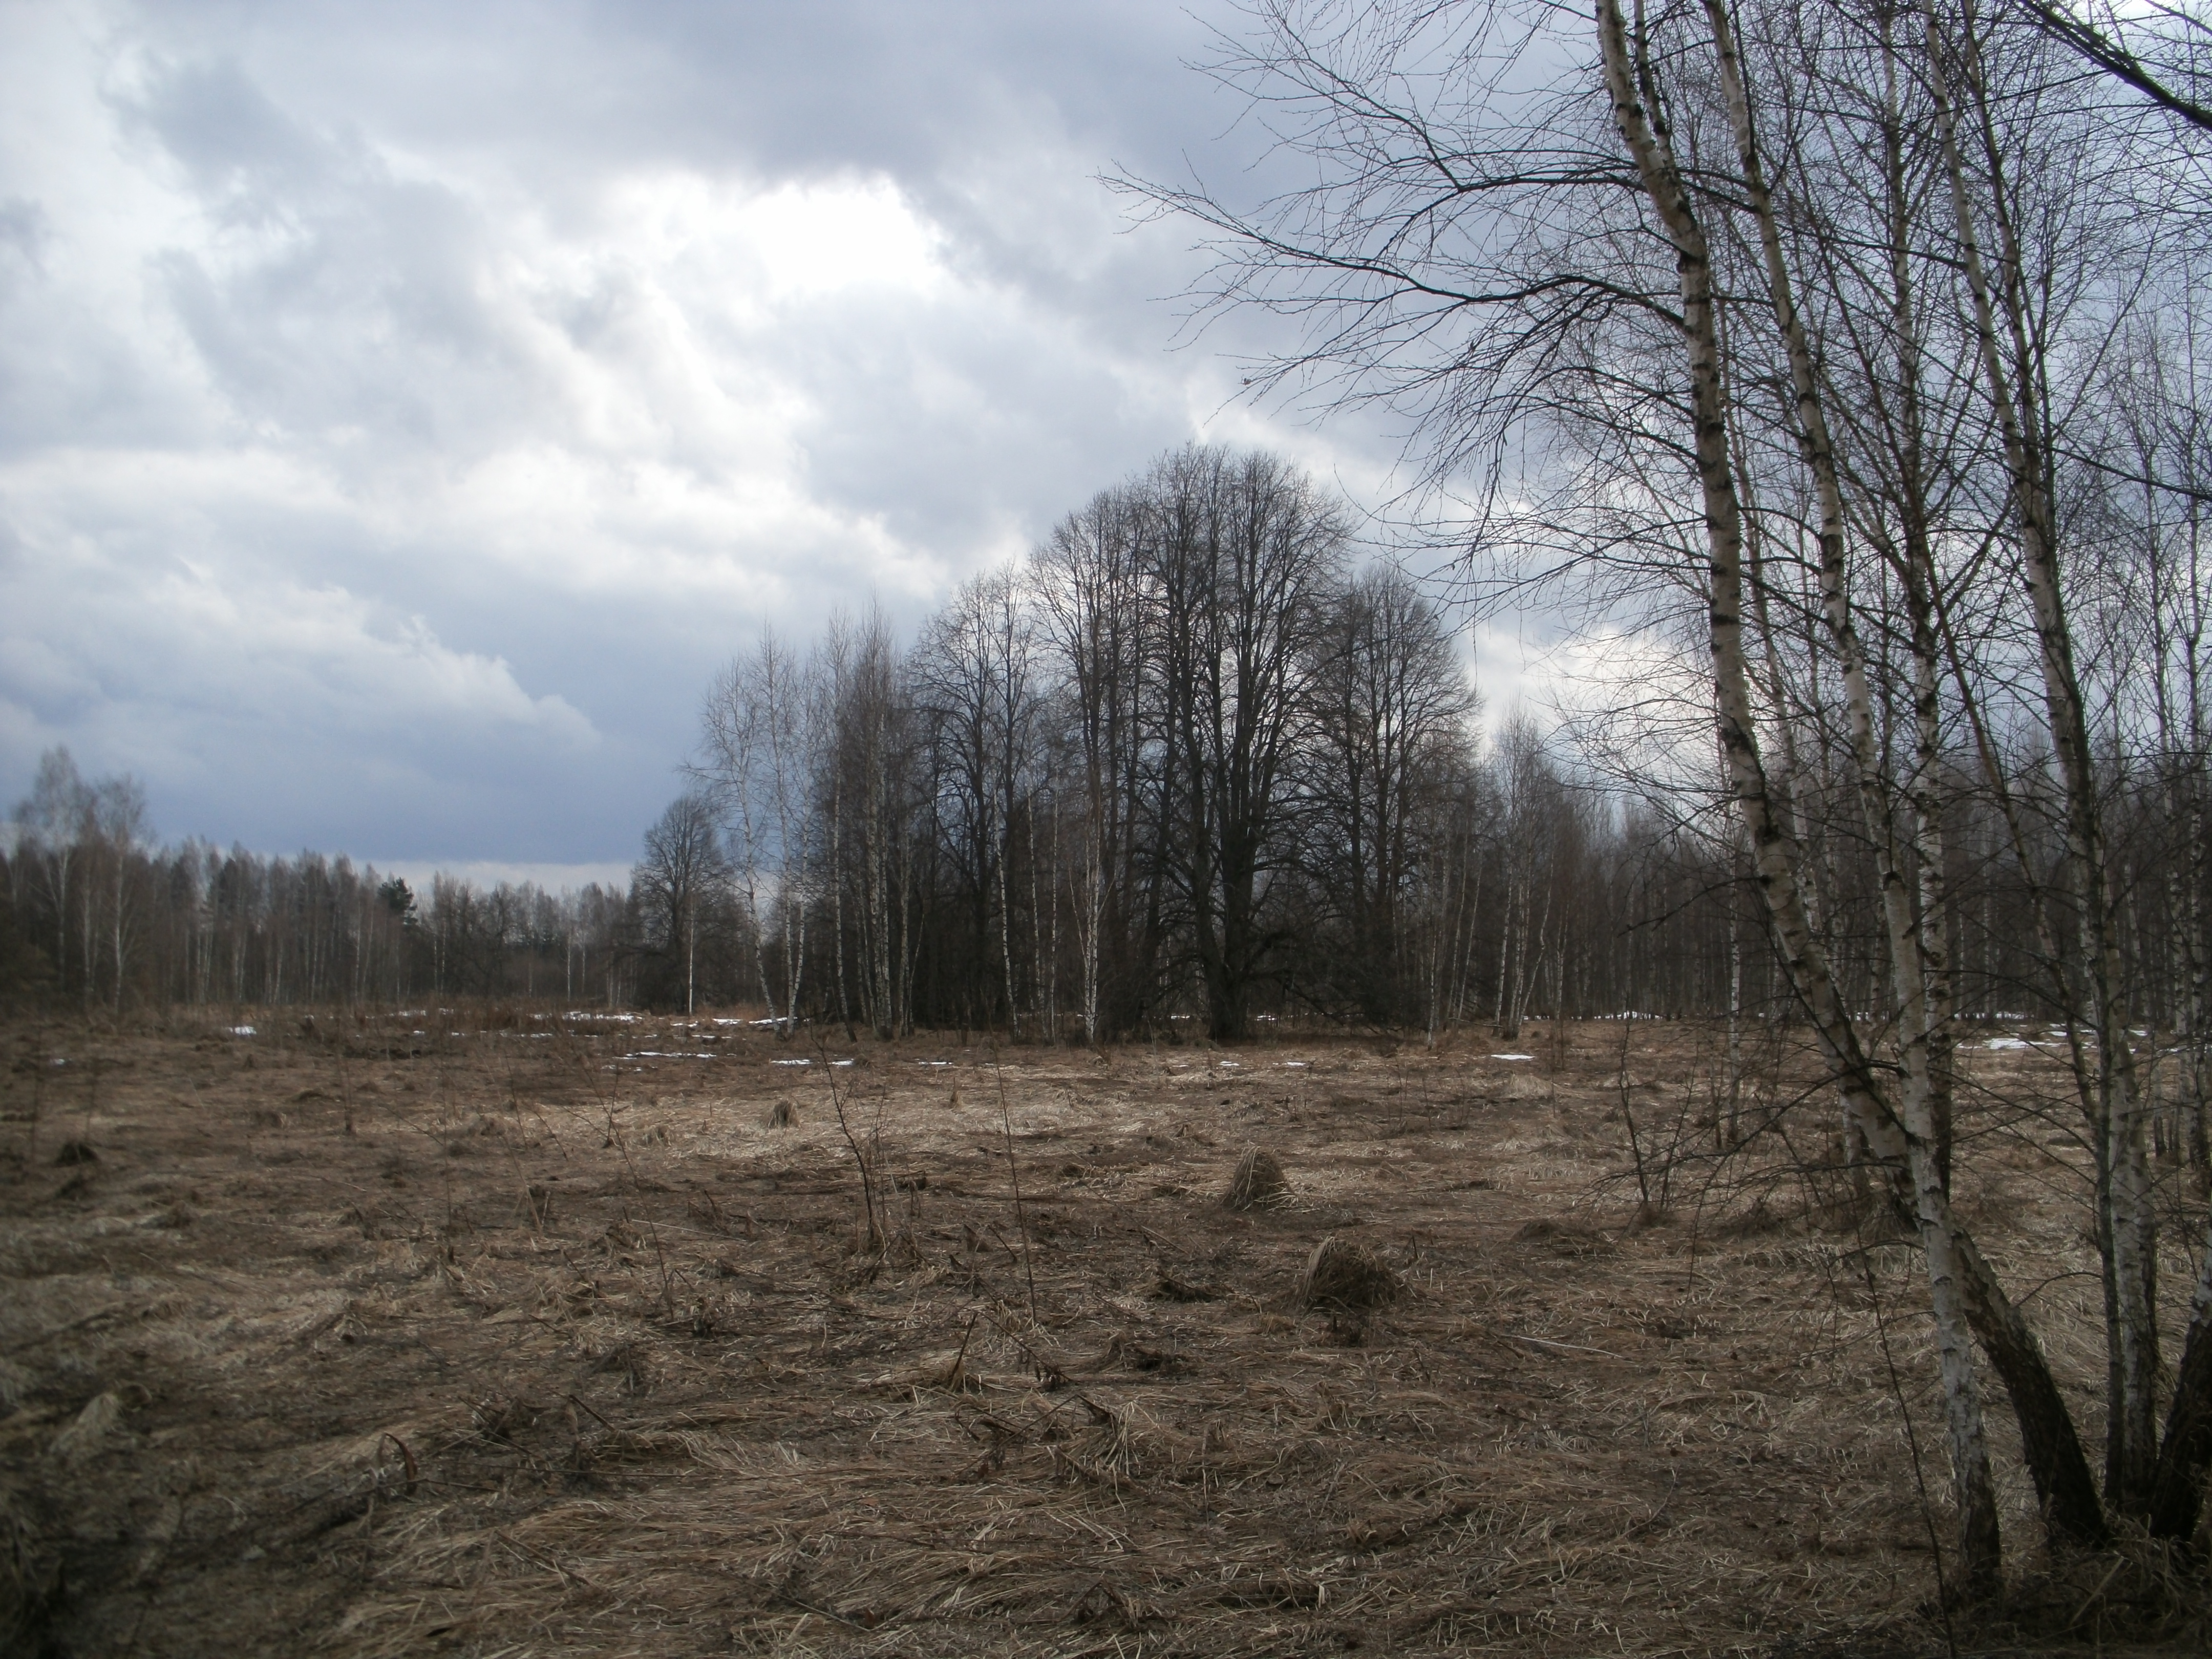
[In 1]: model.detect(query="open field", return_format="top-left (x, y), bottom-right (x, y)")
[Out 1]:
top-left (1, 1012), bottom-right (2204, 1656)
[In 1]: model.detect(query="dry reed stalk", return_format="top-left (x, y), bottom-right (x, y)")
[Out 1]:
top-left (990, 1047), bottom-right (1040, 1327)
top-left (816, 1044), bottom-right (880, 1255)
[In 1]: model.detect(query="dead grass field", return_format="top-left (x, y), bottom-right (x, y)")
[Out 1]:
top-left (2, 1011), bottom-right (2205, 1657)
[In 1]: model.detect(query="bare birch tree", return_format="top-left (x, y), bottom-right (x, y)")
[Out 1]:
top-left (696, 631), bottom-right (822, 1036)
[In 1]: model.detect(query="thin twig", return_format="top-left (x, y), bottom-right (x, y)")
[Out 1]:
top-left (989, 1047), bottom-right (1039, 1327)
top-left (1505, 1331), bottom-right (1623, 1360)
top-left (819, 1037), bottom-right (880, 1253)
top-left (1853, 1229), bottom-right (1958, 1657)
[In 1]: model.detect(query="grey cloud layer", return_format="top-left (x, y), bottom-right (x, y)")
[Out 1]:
top-left (0, 0), bottom-right (1405, 867)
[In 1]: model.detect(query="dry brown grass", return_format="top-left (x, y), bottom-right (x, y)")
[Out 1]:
top-left (0, 1011), bottom-right (2203, 1656)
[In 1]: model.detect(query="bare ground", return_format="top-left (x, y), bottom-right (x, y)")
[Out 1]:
top-left (1, 1011), bottom-right (2204, 1657)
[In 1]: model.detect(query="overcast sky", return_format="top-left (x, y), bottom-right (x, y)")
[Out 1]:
top-left (1, 0), bottom-right (1527, 887)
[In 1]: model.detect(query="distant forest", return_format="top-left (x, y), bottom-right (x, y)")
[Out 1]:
top-left (2, 749), bottom-right (630, 1013)
top-left (4, 442), bottom-right (2199, 1043)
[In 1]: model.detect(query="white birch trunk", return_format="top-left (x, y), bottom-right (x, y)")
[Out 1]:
top-left (1602, 0), bottom-right (2003, 1588)
top-left (1922, 6), bottom-right (2157, 1508)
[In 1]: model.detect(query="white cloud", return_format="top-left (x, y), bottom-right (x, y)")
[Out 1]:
top-left (725, 177), bottom-right (949, 303)
top-left (0, 0), bottom-right (1433, 863)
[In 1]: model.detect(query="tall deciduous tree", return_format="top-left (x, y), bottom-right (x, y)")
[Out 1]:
top-left (634, 792), bottom-right (731, 1016)
top-left (1148, 445), bottom-right (1347, 1038)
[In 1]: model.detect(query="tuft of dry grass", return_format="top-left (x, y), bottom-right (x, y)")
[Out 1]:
top-left (764, 1097), bottom-right (799, 1128)
top-left (1222, 1145), bottom-right (1289, 1210)
top-left (1514, 1216), bottom-right (1617, 1257)
top-left (0, 1479), bottom-right (61, 1653)
top-left (1296, 1232), bottom-right (1400, 1309)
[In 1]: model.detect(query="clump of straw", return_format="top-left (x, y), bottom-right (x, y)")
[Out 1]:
top-left (1223, 1147), bottom-right (1289, 1211)
top-left (1296, 1235), bottom-right (1399, 1310)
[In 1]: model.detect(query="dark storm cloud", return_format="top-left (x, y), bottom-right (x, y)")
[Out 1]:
top-left (0, 0), bottom-right (1416, 875)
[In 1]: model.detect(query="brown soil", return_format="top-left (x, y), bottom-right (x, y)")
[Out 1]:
top-left (0, 1012), bottom-right (2200, 1656)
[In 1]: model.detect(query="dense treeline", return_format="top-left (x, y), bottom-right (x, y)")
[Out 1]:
top-left (10, 435), bottom-right (2200, 1055)
top-left (3, 749), bottom-right (639, 1011)
top-left (12, 437), bottom-right (2170, 1048)
top-left (649, 437), bottom-right (2205, 1046)
top-left (648, 443), bottom-right (1804, 1041)
top-left (0, 453), bottom-right (1810, 1032)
